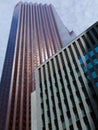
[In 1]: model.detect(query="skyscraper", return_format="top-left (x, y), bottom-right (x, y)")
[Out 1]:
top-left (0, 2), bottom-right (75, 130)
top-left (33, 22), bottom-right (98, 130)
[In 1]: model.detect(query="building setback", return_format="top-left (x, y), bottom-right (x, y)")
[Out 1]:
top-left (0, 2), bottom-right (76, 130)
top-left (33, 22), bottom-right (98, 130)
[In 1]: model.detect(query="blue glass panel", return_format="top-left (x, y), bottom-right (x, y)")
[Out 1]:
top-left (88, 63), bottom-right (93, 69)
top-left (89, 50), bottom-right (94, 56)
top-left (83, 66), bottom-right (87, 72)
top-left (87, 75), bottom-right (90, 79)
top-left (84, 54), bottom-right (88, 60)
top-left (92, 71), bottom-right (97, 78)
top-left (95, 46), bottom-right (98, 53)
top-left (79, 58), bottom-right (83, 64)
top-left (95, 82), bottom-right (98, 87)
top-left (93, 59), bottom-right (98, 64)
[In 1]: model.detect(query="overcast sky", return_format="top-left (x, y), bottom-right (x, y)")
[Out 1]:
top-left (0, 0), bottom-right (98, 79)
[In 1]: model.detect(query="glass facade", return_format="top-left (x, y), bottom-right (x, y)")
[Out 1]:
top-left (0, 2), bottom-right (75, 130)
top-left (78, 45), bottom-right (98, 87)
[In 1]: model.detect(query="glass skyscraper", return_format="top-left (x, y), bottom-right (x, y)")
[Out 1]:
top-left (33, 22), bottom-right (98, 130)
top-left (0, 2), bottom-right (75, 130)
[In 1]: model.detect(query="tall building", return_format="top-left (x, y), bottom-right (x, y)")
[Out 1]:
top-left (33, 22), bottom-right (98, 130)
top-left (0, 2), bottom-right (75, 130)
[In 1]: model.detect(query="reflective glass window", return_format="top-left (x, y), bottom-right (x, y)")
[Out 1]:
top-left (84, 54), bottom-right (88, 60)
top-left (89, 50), bottom-right (94, 56)
top-left (95, 46), bottom-right (98, 53)
top-left (92, 71), bottom-right (97, 78)
top-left (93, 59), bottom-right (98, 64)
top-left (88, 63), bottom-right (93, 69)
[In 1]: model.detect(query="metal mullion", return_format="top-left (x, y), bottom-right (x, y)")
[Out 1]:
top-left (75, 41), bottom-right (98, 121)
top-left (38, 5), bottom-right (48, 61)
top-left (12, 9), bottom-right (23, 130)
top-left (45, 64), bottom-right (56, 130)
top-left (26, 4), bottom-right (30, 130)
top-left (80, 37), bottom-right (98, 76)
top-left (31, 4), bottom-right (35, 91)
top-left (54, 56), bottom-right (70, 129)
top-left (66, 47), bottom-right (92, 129)
top-left (76, 37), bottom-right (98, 95)
top-left (84, 33), bottom-right (98, 58)
top-left (49, 60), bottom-right (63, 130)
top-left (89, 29), bottom-right (98, 46)
top-left (71, 44), bottom-right (98, 126)
top-left (94, 26), bottom-right (98, 38)
top-left (35, 4), bottom-right (44, 64)
top-left (49, 6), bottom-right (61, 50)
top-left (76, 39), bottom-right (98, 94)
top-left (47, 6), bottom-right (59, 51)
top-left (71, 43), bottom-right (98, 121)
top-left (44, 5), bottom-right (55, 55)
top-left (62, 51), bottom-right (79, 130)
top-left (57, 53), bottom-right (73, 130)
top-left (33, 4), bottom-right (40, 66)
top-left (19, 4), bottom-right (25, 130)
top-left (41, 67), bottom-right (49, 130)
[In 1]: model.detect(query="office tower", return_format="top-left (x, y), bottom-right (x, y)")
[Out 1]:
top-left (0, 2), bottom-right (76, 130)
top-left (32, 22), bottom-right (98, 130)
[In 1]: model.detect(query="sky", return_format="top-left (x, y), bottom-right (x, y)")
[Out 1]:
top-left (0, 0), bottom-right (98, 80)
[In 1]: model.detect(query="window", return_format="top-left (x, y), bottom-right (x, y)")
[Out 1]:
top-left (92, 71), bottom-right (97, 78)
top-left (62, 121), bottom-right (66, 129)
top-left (73, 107), bottom-right (79, 120)
top-left (83, 66), bottom-right (87, 72)
top-left (67, 111), bottom-right (71, 118)
top-left (95, 46), bottom-right (98, 53)
top-left (67, 111), bottom-right (72, 125)
top-left (93, 58), bottom-right (98, 64)
top-left (53, 107), bottom-right (56, 117)
top-left (73, 81), bottom-right (78, 90)
top-left (90, 111), bottom-right (98, 128)
top-left (48, 123), bottom-right (51, 129)
top-left (60, 115), bottom-right (64, 122)
top-left (83, 116), bottom-right (90, 130)
top-left (79, 58), bottom-right (83, 64)
top-left (64, 99), bottom-right (69, 110)
top-left (89, 50), bottom-right (94, 56)
top-left (68, 85), bottom-right (72, 95)
top-left (76, 91), bottom-right (82, 103)
top-left (82, 87), bottom-right (88, 98)
top-left (87, 74), bottom-right (90, 80)
top-left (84, 54), bottom-right (88, 60)
top-left (86, 98), bottom-right (92, 112)
top-left (87, 63), bottom-right (93, 69)
top-left (70, 95), bottom-right (75, 106)
top-left (70, 125), bottom-right (74, 130)
top-left (76, 120), bottom-right (82, 130)
top-left (79, 103), bottom-right (86, 116)
top-left (95, 82), bottom-right (98, 87)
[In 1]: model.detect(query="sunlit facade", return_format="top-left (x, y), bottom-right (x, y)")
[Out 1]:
top-left (0, 2), bottom-right (76, 130)
top-left (32, 22), bottom-right (98, 130)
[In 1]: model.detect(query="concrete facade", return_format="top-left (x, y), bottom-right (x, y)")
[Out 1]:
top-left (33, 22), bottom-right (98, 130)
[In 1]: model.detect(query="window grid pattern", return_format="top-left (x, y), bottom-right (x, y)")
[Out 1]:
top-left (36, 22), bottom-right (98, 130)
top-left (0, 3), bottom-right (69, 130)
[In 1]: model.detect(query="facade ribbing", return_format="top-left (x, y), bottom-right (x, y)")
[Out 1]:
top-left (0, 2), bottom-right (75, 130)
top-left (34, 22), bottom-right (98, 130)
